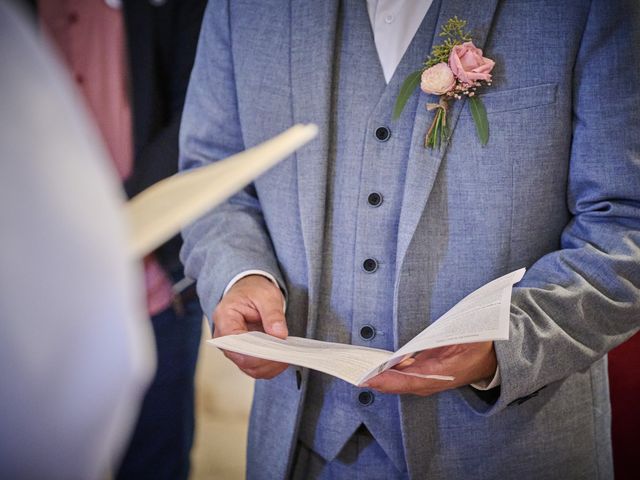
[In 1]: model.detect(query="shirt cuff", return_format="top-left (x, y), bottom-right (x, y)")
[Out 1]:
top-left (223, 270), bottom-right (287, 313)
top-left (470, 366), bottom-right (501, 391)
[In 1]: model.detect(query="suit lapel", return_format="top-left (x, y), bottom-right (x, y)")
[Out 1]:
top-left (290, 0), bottom-right (340, 337)
top-left (393, 0), bottom-right (500, 315)
top-left (393, 1), bottom-right (501, 476)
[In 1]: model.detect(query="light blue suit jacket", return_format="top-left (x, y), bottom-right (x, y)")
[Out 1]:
top-left (180, 1), bottom-right (640, 478)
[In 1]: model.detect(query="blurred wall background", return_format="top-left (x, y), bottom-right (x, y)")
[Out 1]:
top-left (190, 323), bottom-right (253, 480)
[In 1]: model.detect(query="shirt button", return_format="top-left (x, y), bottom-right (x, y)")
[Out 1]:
top-left (367, 192), bottom-right (383, 207)
top-left (359, 325), bottom-right (376, 341)
top-left (375, 126), bottom-right (391, 142)
top-left (358, 390), bottom-right (375, 406)
top-left (385, 14), bottom-right (394, 24)
top-left (75, 74), bottom-right (84, 85)
top-left (68, 12), bottom-right (79, 25)
top-left (362, 258), bottom-right (378, 273)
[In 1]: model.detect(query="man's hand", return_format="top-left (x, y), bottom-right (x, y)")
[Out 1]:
top-left (213, 275), bottom-right (289, 379)
top-left (364, 341), bottom-right (497, 396)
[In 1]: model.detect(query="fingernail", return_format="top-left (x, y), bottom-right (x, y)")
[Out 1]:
top-left (397, 358), bottom-right (416, 369)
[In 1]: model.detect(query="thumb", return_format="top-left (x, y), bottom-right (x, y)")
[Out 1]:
top-left (394, 357), bottom-right (416, 370)
top-left (254, 288), bottom-right (288, 339)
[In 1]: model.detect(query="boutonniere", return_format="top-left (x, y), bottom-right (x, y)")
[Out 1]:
top-left (393, 17), bottom-right (495, 149)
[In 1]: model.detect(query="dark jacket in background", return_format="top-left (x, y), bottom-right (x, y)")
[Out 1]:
top-left (122, 0), bottom-right (207, 274)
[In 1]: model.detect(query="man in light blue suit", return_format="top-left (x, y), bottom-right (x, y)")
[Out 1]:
top-left (179, 1), bottom-right (640, 478)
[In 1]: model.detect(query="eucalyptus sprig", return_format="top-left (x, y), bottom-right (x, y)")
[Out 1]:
top-left (425, 17), bottom-right (471, 68)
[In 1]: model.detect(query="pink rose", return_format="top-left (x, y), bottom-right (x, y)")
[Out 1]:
top-left (420, 62), bottom-right (456, 95)
top-left (448, 41), bottom-right (495, 84)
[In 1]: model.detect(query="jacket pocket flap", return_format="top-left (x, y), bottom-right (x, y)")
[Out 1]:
top-left (462, 83), bottom-right (558, 115)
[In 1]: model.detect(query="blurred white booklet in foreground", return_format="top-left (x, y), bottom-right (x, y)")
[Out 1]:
top-left (126, 124), bottom-right (318, 258)
top-left (210, 268), bottom-right (526, 386)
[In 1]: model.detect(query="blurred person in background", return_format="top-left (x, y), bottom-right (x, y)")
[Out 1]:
top-left (17, 0), bottom-right (208, 478)
top-left (0, 3), bottom-right (154, 478)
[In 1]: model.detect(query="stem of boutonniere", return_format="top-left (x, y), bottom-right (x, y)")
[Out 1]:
top-left (425, 98), bottom-right (449, 149)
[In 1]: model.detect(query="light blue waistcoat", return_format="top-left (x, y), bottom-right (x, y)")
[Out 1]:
top-left (298, 1), bottom-right (441, 471)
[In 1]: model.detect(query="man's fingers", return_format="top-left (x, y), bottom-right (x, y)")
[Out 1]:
top-left (223, 351), bottom-right (256, 367)
top-left (364, 371), bottom-right (442, 396)
top-left (224, 351), bottom-right (288, 379)
top-left (212, 275), bottom-right (289, 378)
top-left (218, 274), bottom-right (288, 338)
top-left (252, 285), bottom-right (288, 339)
top-left (223, 351), bottom-right (269, 370)
top-left (364, 371), bottom-right (418, 394)
top-left (246, 322), bottom-right (265, 332)
top-left (213, 307), bottom-right (249, 338)
top-left (223, 351), bottom-right (288, 378)
top-left (241, 362), bottom-right (289, 380)
top-left (394, 357), bottom-right (416, 370)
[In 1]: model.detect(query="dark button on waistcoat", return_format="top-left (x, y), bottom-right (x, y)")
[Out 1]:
top-left (374, 126), bottom-right (391, 142)
top-left (362, 258), bottom-right (378, 273)
top-left (367, 192), bottom-right (383, 207)
top-left (359, 324), bottom-right (376, 340)
top-left (358, 390), bottom-right (375, 406)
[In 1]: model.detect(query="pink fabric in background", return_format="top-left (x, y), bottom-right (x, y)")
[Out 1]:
top-left (39, 0), bottom-right (133, 180)
top-left (39, 0), bottom-right (173, 315)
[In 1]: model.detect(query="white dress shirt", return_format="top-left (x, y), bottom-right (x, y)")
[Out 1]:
top-left (223, 0), bottom-right (500, 389)
top-left (0, 5), bottom-right (154, 479)
top-left (366, 0), bottom-right (434, 83)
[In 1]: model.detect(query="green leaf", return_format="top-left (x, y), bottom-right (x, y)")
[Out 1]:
top-left (393, 69), bottom-right (423, 120)
top-left (468, 96), bottom-right (489, 145)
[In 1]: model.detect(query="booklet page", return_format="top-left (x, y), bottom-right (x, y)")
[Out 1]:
top-left (210, 268), bottom-right (525, 385)
top-left (209, 332), bottom-right (394, 386)
top-left (388, 268), bottom-right (525, 365)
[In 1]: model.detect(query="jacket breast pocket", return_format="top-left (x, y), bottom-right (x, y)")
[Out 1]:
top-left (449, 82), bottom-right (564, 170)
top-left (464, 82), bottom-right (558, 116)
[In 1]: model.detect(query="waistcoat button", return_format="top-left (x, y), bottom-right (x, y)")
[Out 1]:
top-left (375, 126), bottom-right (391, 142)
top-left (362, 258), bottom-right (378, 273)
top-left (367, 192), bottom-right (383, 207)
top-left (358, 390), bottom-right (375, 406)
top-left (359, 325), bottom-right (376, 340)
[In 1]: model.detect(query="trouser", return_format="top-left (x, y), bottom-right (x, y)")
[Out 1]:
top-left (116, 295), bottom-right (202, 480)
top-left (290, 425), bottom-right (409, 480)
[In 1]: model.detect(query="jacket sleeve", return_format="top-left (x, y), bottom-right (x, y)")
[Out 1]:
top-left (463, 0), bottom-right (640, 414)
top-left (179, 0), bottom-right (286, 323)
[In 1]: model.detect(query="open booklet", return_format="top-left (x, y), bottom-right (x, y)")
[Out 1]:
top-left (210, 268), bottom-right (526, 386)
top-left (125, 124), bottom-right (318, 258)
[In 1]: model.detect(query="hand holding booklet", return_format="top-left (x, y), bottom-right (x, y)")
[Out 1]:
top-left (210, 268), bottom-right (525, 386)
